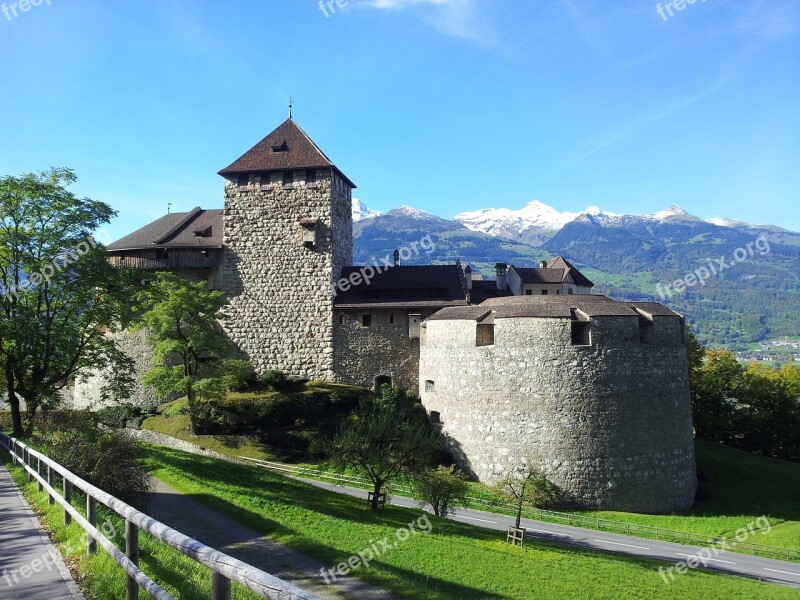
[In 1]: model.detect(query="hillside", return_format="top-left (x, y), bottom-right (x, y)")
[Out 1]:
top-left (353, 204), bottom-right (800, 348)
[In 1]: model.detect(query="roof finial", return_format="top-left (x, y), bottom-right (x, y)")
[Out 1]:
top-left (167, 202), bottom-right (172, 214)
top-left (288, 97), bottom-right (293, 118)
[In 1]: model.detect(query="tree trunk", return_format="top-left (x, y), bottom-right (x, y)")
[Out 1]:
top-left (24, 395), bottom-right (39, 435)
top-left (187, 384), bottom-right (198, 435)
top-left (5, 382), bottom-right (23, 436)
top-left (370, 481), bottom-right (383, 510)
top-left (515, 503), bottom-right (523, 529)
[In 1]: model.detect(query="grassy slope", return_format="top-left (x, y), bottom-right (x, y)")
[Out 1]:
top-left (578, 439), bottom-right (800, 550)
top-left (141, 445), bottom-right (799, 600)
top-left (0, 453), bottom-right (261, 599)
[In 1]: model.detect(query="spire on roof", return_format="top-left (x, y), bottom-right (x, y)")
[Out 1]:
top-left (288, 97), bottom-right (293, 118)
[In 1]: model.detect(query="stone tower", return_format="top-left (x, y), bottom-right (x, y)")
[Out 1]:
top-left (218, 118), bottom-right (354, 380)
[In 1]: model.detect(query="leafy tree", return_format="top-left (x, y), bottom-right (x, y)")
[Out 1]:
top-left (495, 458), bottom-right (556, 529)
top-left (413, 464), bottom-right (469, 517)
top-left (135, 271), bottom-right (229, 435)
top-left (691, 350), bottom-right (743, 441)
top-left (327, 396), bottom-right (440, 509)
top-left (0, 168), bottom-right (136, 435)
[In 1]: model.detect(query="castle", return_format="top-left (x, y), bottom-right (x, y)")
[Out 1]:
top-left (88, 117), bottom-right (696, 512)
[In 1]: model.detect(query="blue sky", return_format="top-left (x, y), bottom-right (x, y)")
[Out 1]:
top-left (0, 0), bottom-right (797, 240)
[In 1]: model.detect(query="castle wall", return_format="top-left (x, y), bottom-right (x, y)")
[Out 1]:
top-left (419, 314), bottom-right (696, 513)
top-left (221, 170), bottom-right (351, 380)
top-left (333, 308), bottom-right (434, 392)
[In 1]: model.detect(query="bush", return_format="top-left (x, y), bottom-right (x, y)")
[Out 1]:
top-left (221, 360), bottom-right (258, 392)
top-left (261, 370), bottom-right (289, 392)
top-left (97, 403), bottom-right (142, 429)
top-left (413, 465), bottom-right (469, 517)
top-left (39, 411), bottom-right (151, 504)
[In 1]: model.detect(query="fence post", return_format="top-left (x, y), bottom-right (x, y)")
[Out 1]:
top-left (25, 448), bottom-right (32, 481)
top-left (47, 465), bottom-right (55, 505)
top-left (212, 571), bottom-right (231, 600)
top-left (87, 496), bottom-right (97, 554)
top-left (125, 519), bottom-right (139, 600)
top-left (37, 456), bottom-right (44, 492)
top-left (63, 479), bottom-right (72, 524)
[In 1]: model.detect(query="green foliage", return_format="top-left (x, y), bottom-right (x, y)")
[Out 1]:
top-left (326, 398), bottom-right (441, 509)
top-left (221, 359), bottom-right (258, 392)
top-left (0, 168), bottom-right (137, 434)
top-left (135, 271), bottom-right (230, 434)
top-left (496, 458), bottom-right (557, 528)
top-left (37, 411), bottom-right (151, 503)
top-left (413, 465), bottom-right (469, 517)
top-left (95, 403), bottom-right (150, 429)
top-left (261, 369), bottom-right (289, 392)
top-left (691, 348), bottom-right (800, 461)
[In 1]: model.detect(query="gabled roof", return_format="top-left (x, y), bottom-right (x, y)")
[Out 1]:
top-left (512, 267), bottom-right (567, 284)
top-left (468, 279), bottom-right (515, 304)
top-left (547, 256), bottom-right (594, 287)
top-left (107, 207), bottom-right (223, 251)
top-left (334, 264), bottom-right (469, 308)
top-left (218, 118), bottom-right (356, 187)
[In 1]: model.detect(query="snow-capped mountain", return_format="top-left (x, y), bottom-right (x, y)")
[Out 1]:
top-left (352, 198), bottom-right (381, 222)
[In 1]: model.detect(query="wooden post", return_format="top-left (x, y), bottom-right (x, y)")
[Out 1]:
top-left (47, 465), bottom-right (55, 505)
top-left (26, 448), bottom-right (32, 481)
top-left (37, 457), bottom-right (43, 492)
top-left (87, 496), bottom-right (97, 554)
top-left (125, 519), bottom-right (139, 600)
top-left (63, 479), bottom-right (72, 524)
top-left (212, 571), bottom-right (231, 600)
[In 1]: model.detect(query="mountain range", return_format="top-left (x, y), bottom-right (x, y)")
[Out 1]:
top-left (350, 198), bottom-right (800, 348)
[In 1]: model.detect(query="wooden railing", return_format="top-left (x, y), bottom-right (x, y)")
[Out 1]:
top-left (0, 431), bottom-right (321, 600)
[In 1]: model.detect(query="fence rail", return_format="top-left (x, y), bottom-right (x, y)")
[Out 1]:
top-left (240, 456), bottom-right (800, 563)
top-left (0, 431), bottom-right (320, 600)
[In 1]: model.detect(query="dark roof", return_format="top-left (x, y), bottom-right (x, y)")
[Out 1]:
top-left (425, 295), bottom-right (683, 321)
top-left (107, 207), bottom-right (223, 251)
top-left (334, 264), bottom-right (469, 309)
top-left (218, 118), bottom-right (356, 187)
top-left (512, 267), bottom-right (567, 284)
top-left (547, 256), bottom-right (594, 287)
top-left (468, 279), bottom-right (515, 304)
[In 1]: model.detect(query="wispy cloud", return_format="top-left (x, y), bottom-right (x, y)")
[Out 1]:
top-left (359, 0), bottom-right (492, 42)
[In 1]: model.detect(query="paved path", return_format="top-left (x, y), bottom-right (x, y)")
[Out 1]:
top-left (292, 476), bottom-right (800, 589)
top-left (145, 477), bottom-right (396, 600)
top-left (0, 464), bottom-right (84, 600)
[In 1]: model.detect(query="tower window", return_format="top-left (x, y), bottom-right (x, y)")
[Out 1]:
top-left (306, 169), bottom-right (316, 184)
top-left (476, 323), bottom-right (495, 346)
top-left (568, 289), bottom-right (574, 295)
top-left (571, 321), bottom-right (591, 346)
top-left (541, 289), bottom-right (548, 295)
top-left (260, 172), bottom-right (271, 187)
top-left (362, 314), bottom-right (372, 327)
top-left (430, 411), bottom-right (441, 424)
top-left (339, 314), bottom-right (346, 325)
top-left (237, 174), bottom-right (249, 187)
top-left (283, 171), bottom-right (293, 186)
top-left (639, 316), bottom-right (654, 345)
top-left (425, 380), bottom-right (435, 393)
top-left (389, 314), bottom-right (394, 324)
top-left (525, 289), bottom-right (532, 296)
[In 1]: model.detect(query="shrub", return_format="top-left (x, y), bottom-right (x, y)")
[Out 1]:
top-left (413, 465), bottom-right (469, 517)
top-left (261, 370), bottom-right (289, 392)
top-left (97, 403), bottom-right (142, 429)
top-left (221, 360), bottom-right (258, 392)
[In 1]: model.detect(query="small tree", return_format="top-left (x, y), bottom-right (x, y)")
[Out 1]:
top-left (327, 399), bottom-right (440, 509)
top-left (496, 458), bottom-right (556, 529)
top-left (135, 272), bottom-right (229, 435)
top-left (413, 465), bottom-right (469, 517)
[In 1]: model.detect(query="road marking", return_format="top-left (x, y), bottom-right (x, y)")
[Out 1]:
top-left (675, 553), bottom-right (736, 565)
top-left (764, 568), bottom-right (800, 577)
top-left (593, 539), bottom-right (650, 550)
top-left (526, 528), bottom-right (571, 538)
top-left (454, 515), bottom-right (497, 524)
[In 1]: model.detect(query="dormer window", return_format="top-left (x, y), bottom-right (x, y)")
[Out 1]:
top-left (193, 225), bottom-right (212, 238)
top-left (271, 140), bottom-right (289, 152)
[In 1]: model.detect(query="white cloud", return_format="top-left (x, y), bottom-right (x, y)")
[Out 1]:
top-left (359, 0), bottom-right (492, 42)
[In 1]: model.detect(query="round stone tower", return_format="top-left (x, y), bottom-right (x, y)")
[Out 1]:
top-left (419, 295), bottom-right (696, 513)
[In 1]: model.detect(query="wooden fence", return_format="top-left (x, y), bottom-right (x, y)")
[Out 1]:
top-left (0, 432), bottom-right (321, 600)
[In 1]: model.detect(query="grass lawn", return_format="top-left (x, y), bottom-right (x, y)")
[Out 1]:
top-left (141, 444), bottom-right (800, 600)
top-left (0, 451), bottom-right (262, 599)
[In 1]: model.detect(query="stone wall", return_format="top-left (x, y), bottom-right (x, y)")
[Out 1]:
top-left (221, 169), bottom-right (352, 381)
top-left (333, 308), bottom-right (435, 392)
top-left (419, 313), bottom-right (696, 513)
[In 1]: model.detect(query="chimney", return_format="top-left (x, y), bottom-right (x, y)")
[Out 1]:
top-left (464, 265), bottom-right (473, 291)
top-left (539, 260), bottom-right (548, 269)
top-left (495, 262), bottom-right (507, 290)
top-left (393, 248), bottom-right (400, 267)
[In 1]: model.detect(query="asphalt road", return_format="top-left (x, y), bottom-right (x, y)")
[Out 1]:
top-left (294, 476), bottom-right (800, 589)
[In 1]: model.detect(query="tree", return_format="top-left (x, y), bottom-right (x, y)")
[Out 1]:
top-left (413, 465), bottom-right (468, 517)
top-left (691, 350), bottom-right (743, 441)
top-left (495, 458), bottom-right (556, 529)
top-left (135, 271), bottom-right (230, 435)
top-left (327, 397), bottom-right (441, 509)
top-left (0, 168), bottom-right (136, 435)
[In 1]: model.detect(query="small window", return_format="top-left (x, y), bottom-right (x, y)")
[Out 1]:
top-left (237, 173), bottom-right (249, 187)
top-left (556, 290), bottom-right (560, 295)
top-left (525, 289), bottom-right (533, 296)
top-left (541, 290), bottom-right (548, 295)
top-left (571, 321), bottom-right (591, 346)
top-left (389, 314), bottom-right (394, 324)
top-left (306, 169), bottom-right (316, 184)
top-left (679, 318), bottom-right (686, 345)
top-left (283, 171), bottom-right (293, 186)
top-left (476, 323), bottom-right (495, 346)
top-left (425, 380), bottom-right (435, 393)
top-left (338, 314), bottom-right (346, 325)
top-left (260, 172), bottom-right (271, 187)
top-left (430, 410), bottom-right (441, 424)
top-left (639, 316), bottom-right (654, 345)
top-left (568, 289), bottom-right (574, 295)
top-left (362, 314), bottom-right (372, 327)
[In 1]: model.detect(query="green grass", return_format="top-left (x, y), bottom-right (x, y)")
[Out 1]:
top-left (141, 444), bottom-right (800, 600)
top-left (1, 452), bottom-right (261, 599)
